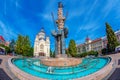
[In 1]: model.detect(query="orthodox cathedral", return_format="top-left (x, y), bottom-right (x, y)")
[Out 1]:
top-left (34, 28), bottom-right (50, 57)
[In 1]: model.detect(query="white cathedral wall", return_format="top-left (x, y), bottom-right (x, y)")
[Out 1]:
top-left (34, 38), bottom-right (50, 57)
top-left (45, 44), bottom-right (50, 57)
top-left (34, 43), bottom-right (39, 56)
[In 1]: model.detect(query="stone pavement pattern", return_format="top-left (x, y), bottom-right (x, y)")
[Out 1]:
top-left (1, 53), bottom-right (120, 80)
top-left (108, 53), bottom-right (120, 80)
top-left (0, 55), bottom-right (19, 80)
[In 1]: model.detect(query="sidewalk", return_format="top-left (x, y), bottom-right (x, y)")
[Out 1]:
top-left (108, 53), bottom-right (120, 80)
top-left (0, 55), bottom-right (19, 80)
top-left (0, 53), bottom-right (120, 80)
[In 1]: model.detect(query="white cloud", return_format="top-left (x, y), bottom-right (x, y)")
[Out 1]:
top-left (0, 20), bottom-right (17, 40)
top-left (102, 0), bottom-right (120, 18)
top-left (66, 0), bottom-right (98, 20)
top-left (36, 0), bottom-right (57, 21)
top-left (76, 38), bottom-right (85, 44)
top-left (37, 13), bottom-right (52, 22)
top-left (76, 21), bottom-right (100, 35)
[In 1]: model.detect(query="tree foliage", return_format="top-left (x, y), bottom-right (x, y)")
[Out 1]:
top-left (9, 39), bottom-right (15, 52)
top-left (106, 22), bottom-right (119, 52)
top-left (15, 34), bottom-right (33, 57)
top-left (68, 39), bottom-right (77, 57)
top-left (50, 49), bottom-right (53, 57)
top-left (101, 48), bottom-right (107, 55)
top-left (0, 44), bottom-right (10, 54)
top-left (50, 49), bottom-right (55, 58)
top-left (65, 49), bottom-right (69, 56)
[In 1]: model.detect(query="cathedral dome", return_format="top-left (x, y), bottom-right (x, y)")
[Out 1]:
top-left (40, 28), bottom-right (45, 33)
top-left (38, 28), bottom-right (45, 40)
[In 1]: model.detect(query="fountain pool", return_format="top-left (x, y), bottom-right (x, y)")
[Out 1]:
top-left (12, 57), bottom-right (111, 79)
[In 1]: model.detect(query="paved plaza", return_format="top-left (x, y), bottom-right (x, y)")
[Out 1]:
top-left (0, 55), bottom-right (19, 80)
top-left (108, 53), bottom-right (120, 80)
top-left (0, 53), bottom-right (120, 80)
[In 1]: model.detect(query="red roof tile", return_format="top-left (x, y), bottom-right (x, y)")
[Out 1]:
top-left (86, 37), bottom-right (90, 41)
top-left (0, 36), bottom-right (5, 41)
top-left (91, 38), bottom-right (102, 43)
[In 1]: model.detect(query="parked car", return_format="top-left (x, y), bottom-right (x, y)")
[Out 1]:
top-left (115, 46), bottom-right (120, 53)
top-left (0, 51), bottom-right (5, 55)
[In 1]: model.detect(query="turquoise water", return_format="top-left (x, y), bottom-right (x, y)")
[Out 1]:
top-left (12, 57), bottom-right (110, 79)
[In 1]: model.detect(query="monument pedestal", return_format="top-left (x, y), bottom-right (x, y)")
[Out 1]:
top-left (56, 54), bottom-right (67, 58)
top-left (40, 58), bottom-right (82, 67)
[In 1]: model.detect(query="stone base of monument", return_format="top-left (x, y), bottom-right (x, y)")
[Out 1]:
top-left (40, 58), bottom-right (82, 67)
top-left (56, 54), bottom-right (67, 58)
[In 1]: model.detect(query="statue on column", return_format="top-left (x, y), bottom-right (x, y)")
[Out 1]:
top-left (51, 2), bottom-right (68, 58)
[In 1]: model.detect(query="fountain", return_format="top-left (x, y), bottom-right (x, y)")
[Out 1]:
top-left (9, 2), bottom-right (113, 80)
top-left (47, 66), bottom-right (54, 73)
top-left (40, 2), bottom-right (82, 67)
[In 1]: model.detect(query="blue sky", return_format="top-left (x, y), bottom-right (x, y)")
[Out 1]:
top-left (0, 0), bottom-right (120, 50)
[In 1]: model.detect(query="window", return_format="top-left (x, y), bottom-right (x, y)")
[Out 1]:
top-left (35, 46), bottom-right (37, 52)
top-left (40, 44), bottom-right (44, 52)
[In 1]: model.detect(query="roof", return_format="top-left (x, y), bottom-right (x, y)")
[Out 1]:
top-left (91, 38), bottom-right (102, 43)
top-left (115, 29), bottom-right (120, 35)
top-left (77, 44), bottom-right (84, 47)
top-left (102, 29), bottom-right (120, 39)
top-left (86, 36), bottom-right (90, 41)
top-left (77, 38), bottom-right (102, 47)
top-left (40, 27), bottom-right (45, 33)
top-left (0, 36), bottom-right (5, 41)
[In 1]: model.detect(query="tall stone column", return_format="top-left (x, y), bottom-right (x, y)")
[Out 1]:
top-left (56, 2), bottom-right (65, 30)
top-left (52, 2), bottom-right (68, 58)
top-left (56, 2), bottom-right (65, 57)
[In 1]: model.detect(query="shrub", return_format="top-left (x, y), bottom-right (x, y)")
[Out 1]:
top-left (101, 48), bottom-right (108, 55)
top-left (76, 51), bottom-right (98, 58)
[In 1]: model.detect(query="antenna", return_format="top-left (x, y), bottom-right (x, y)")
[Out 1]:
top-left (51, 12), bottom-right (57, 31)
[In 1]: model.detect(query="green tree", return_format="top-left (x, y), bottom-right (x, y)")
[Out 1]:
top-left (52, 50), bottom-right (55, 58)
top-left (22, 36), bottom-right (31, 56)
top-left (15, 34), bottom-right (23, 55)
top-left (101, 48), bottom-right (107, 55)
top-left (0, 44), bottom-right (10, 54)
top-left (15, 34), bottom-right (33, 57)
top-left (68, 39), bottom-right (77, 57)
top-left (5, 46), bottom-right (10, 54)
top-left (9, 39), bottom-right (15, 53)
top-left (106, 22), bottom-right (119, 52)
top-left (26, 47), bottom-right (33, 57)
top-left (50, 49), bottom-right (53, 57)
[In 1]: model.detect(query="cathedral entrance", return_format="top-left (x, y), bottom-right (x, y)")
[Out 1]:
top-left (39, 52), bottom-right (45, 56)
top-left (39, 44), bottom-right (45, 56)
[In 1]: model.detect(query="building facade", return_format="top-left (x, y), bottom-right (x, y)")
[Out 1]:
top-left (0, 36), bottom-right (10, 47)
top-left (0, 36), bottom-right (5, 45)
top-left (0, 36), bottom-right (10, 54)
top-left (34, 28), bottom-right (50, 57)
top-left (102, 30), bottom-right (120, 49)
top-left (77, 30), bottom-right (120, 54)
top-left (77, 37), bottom-right (102, 53)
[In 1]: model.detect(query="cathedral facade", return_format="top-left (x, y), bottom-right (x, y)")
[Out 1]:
top-left (34, 28), bottom-right (50, 57)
